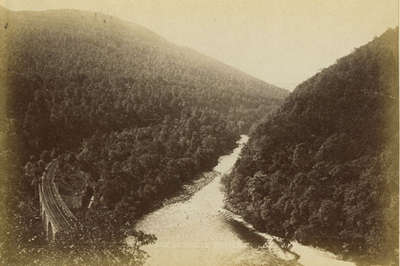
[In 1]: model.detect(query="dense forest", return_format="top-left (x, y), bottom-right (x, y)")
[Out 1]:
top-left (223, 28), bottom-right (398, 265)
top-left (0, 6), bottom-right (287, 265)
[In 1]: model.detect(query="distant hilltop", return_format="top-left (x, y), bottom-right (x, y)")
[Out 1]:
top-left (0, 5), bottom-right (288, 99)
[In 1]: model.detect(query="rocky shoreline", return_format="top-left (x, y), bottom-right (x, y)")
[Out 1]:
top-left (162, 171), bottom-right (219, 206)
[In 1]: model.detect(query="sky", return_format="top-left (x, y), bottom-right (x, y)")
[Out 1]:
top-left (0, 0), bottom-right (398, 90)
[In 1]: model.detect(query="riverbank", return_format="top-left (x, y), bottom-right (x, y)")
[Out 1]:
top-left (131, 139), bottom-right (240, 226)
top-left (161, 171), bottom-right (219, 206)
top-left (223, 199), bottom-right (356, 266)
top-left (137, 161), bottom-right (231, 223)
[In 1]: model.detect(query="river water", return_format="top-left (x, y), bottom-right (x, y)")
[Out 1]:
top-left (132, 135), bottom-right (355, 266)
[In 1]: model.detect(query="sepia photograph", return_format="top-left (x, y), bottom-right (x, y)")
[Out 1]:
top-left (0, 1), bottom-right (398, 265)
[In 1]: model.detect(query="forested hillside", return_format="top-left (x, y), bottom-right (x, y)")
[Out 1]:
top-left (223, 28), bottom-right (398, 265)
top-left (0, 6), bottom-right (286, 264)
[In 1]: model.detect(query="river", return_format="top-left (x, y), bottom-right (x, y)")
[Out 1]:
top-left (132, 135), bottom-right (355, 266)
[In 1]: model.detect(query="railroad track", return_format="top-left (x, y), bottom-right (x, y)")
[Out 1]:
top-left (39, 159), bottom-right (78, 240)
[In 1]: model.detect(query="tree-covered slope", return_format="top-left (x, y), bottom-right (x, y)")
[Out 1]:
top-left (0, 6), bottom-right (287, 265)
top-left (224, 28), bottom-right (398, 265)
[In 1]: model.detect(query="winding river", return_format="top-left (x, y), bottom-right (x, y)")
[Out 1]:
top-left (132, 135), bottom-right (355, 266)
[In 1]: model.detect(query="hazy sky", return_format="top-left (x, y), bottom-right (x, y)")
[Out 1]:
top-left (1, 0), bottom-right (398, 90)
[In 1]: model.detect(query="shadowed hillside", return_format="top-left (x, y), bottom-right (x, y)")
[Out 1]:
top-left (224, 28), bottom-right (398, 265)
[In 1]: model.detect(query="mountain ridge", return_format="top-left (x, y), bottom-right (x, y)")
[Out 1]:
top-left (0, 5), bottom-right (288, 99)
top-left (224, 27), bottom-right (398, 265)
